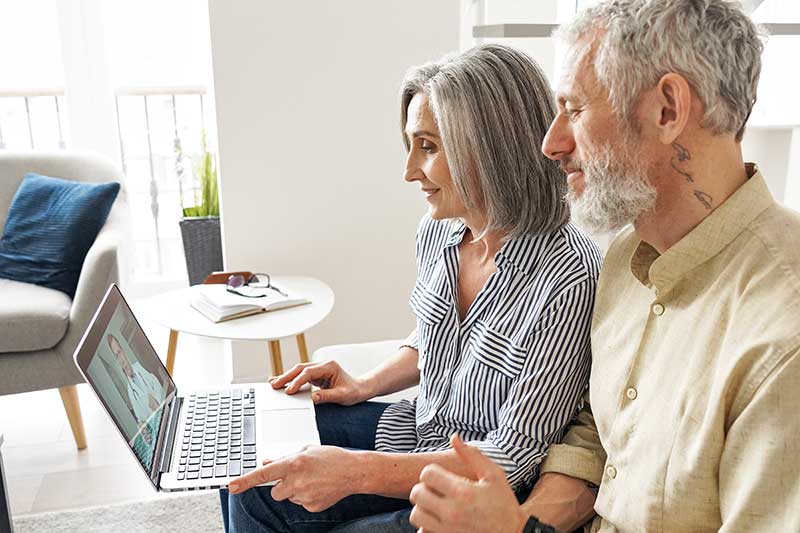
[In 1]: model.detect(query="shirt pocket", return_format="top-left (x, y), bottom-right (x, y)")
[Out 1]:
top-left (466, 319), bottom-right (529, 379)
top-left (409, 280), bottom-right (450, 326)
top-left (409, 281), bottom-right (451, 375)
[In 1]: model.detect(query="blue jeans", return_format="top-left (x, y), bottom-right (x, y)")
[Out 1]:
top-left (219, 401), bottom-right (414, 533)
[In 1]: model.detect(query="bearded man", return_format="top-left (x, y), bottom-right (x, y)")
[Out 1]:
top-left (407, 1), bottom-right (800, 532)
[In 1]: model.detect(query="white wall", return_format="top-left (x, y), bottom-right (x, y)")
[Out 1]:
top-left (784, 128), bottom-right (800, 209)
top-left (742, 127), bottom-right (795, 203)
top-left (209, 1), bottom-right (460, 379)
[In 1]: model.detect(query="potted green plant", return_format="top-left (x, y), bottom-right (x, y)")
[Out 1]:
top-left (178, 132), bottom-right (223, 285)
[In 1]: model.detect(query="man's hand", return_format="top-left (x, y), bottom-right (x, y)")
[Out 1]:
top-left (409, 434), bottom-right (528, 533)
top-left (522, 472), bottom-right (597, 532)
top-left (269, 360), bottom-right (372, 405)
top-left (228, 446), bottom-right (362, 512)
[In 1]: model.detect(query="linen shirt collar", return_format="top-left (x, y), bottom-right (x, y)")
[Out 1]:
top-left (444, 218), bottom-right (548, 276)
top-left (629, 164), bottom-right (773, 292)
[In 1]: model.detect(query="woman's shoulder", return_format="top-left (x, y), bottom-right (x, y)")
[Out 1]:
top-left (511, 223), bottom-right (603, 286)
top-left (554, 223), bottom-right (603, 279)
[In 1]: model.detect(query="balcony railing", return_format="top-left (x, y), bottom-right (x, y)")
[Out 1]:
top-left (115, 86), bottom-right (210, 280)
top-left (0, 86), bottom-right (212, 281)
top-left (0, 89), bottom-right (67, 150)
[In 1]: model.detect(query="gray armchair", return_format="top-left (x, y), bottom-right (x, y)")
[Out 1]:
top-left (0, 151), bottom-right (127, 450)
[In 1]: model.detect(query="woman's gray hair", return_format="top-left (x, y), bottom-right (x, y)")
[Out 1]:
top-left (400, 44), bottom-right (569, 239)
top-left (557, 0), bottom-right (764, 141)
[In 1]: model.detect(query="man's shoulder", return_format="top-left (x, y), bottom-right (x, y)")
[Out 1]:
top-left (720, 203), bottom-right (800, 325)
top-left (747, 203), bottom-right (800, 294)
top-left (716, 204), bottom-right (800, 402)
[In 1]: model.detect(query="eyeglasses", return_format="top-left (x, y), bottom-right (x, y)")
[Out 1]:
top-left (226, 273), bottom-right (288, 298)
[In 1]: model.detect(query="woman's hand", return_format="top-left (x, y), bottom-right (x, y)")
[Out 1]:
top-left (269, 360), bottom-right (373, 405)
top-left (229, 446), bottom-right (363, 512)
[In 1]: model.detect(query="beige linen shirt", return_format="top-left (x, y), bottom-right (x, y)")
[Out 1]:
top-left (541, 167), bottom-right (800, 532)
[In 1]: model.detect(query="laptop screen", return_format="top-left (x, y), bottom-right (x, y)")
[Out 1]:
top-left (74, 285), bottom-right (176, 484)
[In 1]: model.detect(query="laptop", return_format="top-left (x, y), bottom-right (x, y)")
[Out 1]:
top-left (73, 284), bottom-right (320, 492)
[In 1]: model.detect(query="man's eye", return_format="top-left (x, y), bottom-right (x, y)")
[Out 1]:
top-left (566, 108), bottom-right (582, 121)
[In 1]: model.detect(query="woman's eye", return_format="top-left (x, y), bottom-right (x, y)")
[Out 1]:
top-left (421, 141), bottom-right (437, 153)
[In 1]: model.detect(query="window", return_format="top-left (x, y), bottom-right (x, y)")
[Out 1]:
top-left (0, 0), bottom-right (217, 285)
top-left (0, 0), bottom-right (66, 150)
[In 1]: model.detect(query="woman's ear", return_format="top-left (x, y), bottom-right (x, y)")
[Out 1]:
top-left (639, 73), bottom-right (693, 145)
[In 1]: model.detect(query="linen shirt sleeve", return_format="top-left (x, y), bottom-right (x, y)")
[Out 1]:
top-left (469, 279), bottom-right (597, 489)
top-left (717, 347), bottom-right (800, 532)
top-left (538, 390), bottom-right (606, 486)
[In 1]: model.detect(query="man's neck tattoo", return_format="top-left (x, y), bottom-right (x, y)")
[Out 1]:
top-left (670, 142), bottom-right (694, 183)
top-left (671, 142), bottom-right (713, 210)
top-left (694, 190), bottom-right (713, 210)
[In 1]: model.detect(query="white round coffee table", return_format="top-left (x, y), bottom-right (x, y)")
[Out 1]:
top-left (141, 276), bottom-right (334, 376)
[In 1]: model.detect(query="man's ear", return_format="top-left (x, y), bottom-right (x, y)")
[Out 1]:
top-left (641, 73), bottom-right (692, 145)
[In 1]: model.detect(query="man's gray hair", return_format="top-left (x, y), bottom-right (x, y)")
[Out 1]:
top-left (557, 0), bottom-right (764, 141)
top-left (400, 44), bottom-right (569, 239)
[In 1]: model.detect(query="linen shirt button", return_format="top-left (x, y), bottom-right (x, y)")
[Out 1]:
top-left (652, 303), bottom-right (665, 316)
top-left (606, 465), bottom-right (617, 479)
top-left (626, 387), bottom-right (638, 400)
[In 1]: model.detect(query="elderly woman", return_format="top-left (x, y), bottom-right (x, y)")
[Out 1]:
top-left (220, 43), bottom-right (601, 532)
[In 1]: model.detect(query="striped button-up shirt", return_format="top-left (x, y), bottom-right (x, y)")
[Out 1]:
top-left (375, 214), bottom-right (602, 488)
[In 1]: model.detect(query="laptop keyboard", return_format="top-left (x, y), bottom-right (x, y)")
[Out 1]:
top-left (176, 388), bottom-right (258, 481)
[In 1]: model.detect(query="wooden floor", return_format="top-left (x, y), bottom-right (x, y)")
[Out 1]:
top-left (1, 301), bottom-right (229, 517)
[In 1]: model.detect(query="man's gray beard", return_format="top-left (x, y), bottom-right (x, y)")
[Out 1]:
top-left (566, 143), bottom-right (657, 234)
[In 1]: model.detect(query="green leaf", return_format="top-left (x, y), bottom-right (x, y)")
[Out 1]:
top-left (182, 130), bottom-right (220, 218)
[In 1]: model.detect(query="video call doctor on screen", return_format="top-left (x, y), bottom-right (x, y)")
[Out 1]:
top-left (106, 333), bottom-right (163, 425)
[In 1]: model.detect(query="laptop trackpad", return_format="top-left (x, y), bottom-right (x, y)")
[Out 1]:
top-left (258, 408), bottom-right (320, 461)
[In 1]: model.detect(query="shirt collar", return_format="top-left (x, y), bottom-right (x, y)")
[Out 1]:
top-left (444, 218), bottom-right (467, 249)
top-left (444, 218), bottom-right (547, 276)
top-left (630, 163), bottom-right (773, 291)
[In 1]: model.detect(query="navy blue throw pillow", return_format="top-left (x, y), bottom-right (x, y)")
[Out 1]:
top-left (0, 173), bottom-right (120, 298)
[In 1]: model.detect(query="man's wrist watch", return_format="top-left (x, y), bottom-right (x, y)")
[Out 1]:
top-left (522, 516), bottom-right (556, 533)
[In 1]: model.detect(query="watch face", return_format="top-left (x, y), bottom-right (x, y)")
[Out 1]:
top-left (524, 516), bottom-right (556, 533)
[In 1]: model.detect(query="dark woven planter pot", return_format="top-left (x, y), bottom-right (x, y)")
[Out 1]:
top-left (179, 216), bottom-right (223, 285)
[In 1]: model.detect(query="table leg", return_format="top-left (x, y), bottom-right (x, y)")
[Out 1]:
top-left (296, 333), bottom-right (310, 363)
top-left (166, 329), bottom-right (179, 376)
top-left (269, 340), bottom-right (284, 376)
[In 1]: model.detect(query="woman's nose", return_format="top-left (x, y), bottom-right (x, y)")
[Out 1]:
top-left (404, 151), bottom-right (424, 182)
top-left (542, 114), bottom-right (575, 161)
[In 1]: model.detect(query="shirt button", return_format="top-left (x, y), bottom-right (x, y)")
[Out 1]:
top-left (626, 387), bottom-right (638, 400)
top-left (606, 465), bottom-right (617, 479)
top-left (652, 303), bottom-right (665, 316)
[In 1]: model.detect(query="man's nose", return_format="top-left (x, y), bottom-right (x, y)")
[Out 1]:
top-left (542, 114), bottom-right (574, 161)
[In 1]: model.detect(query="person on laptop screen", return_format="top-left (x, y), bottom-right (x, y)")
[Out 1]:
top-left (86, 315), bottom-right (169, 470)
top-left (107, 333), bottom-right (164, 426)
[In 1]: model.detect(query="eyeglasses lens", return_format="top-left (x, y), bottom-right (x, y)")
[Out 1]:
top-left (227, 274), bottom-right (245, 288)
top-left (248, 273), bottom-right (271, 287)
